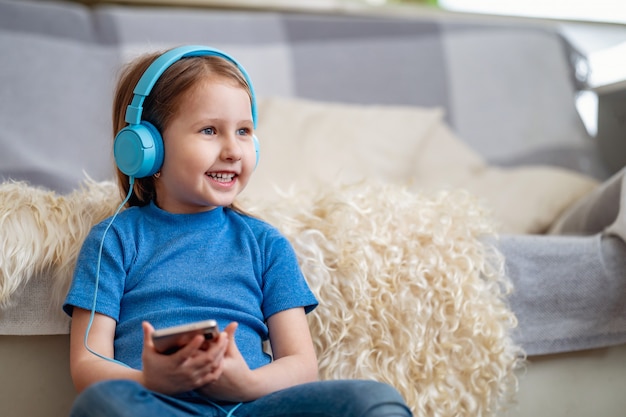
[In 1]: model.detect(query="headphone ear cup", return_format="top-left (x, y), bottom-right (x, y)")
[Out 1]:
top-left (253, 134), bottom-right (260, 169)
top-left (114, 121), bottom-right (164, 178)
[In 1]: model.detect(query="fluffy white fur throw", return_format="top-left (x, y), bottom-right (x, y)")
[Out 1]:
top-left (0, 179), bottom-right (120, 306)
top-left (0, 179), bottom-right (522, 417)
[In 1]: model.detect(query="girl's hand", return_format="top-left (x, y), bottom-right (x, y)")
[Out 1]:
top-left (140, 321), bottom-right (229, 395)
top-left (196, 322), bottom-right (258, 402)
top-left (199, 309), bottom-right (318, 402)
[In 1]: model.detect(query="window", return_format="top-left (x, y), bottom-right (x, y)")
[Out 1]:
top-left (439, 0), bottom-right (626, 24)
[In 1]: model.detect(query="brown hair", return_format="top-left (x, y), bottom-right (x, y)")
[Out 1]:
top-left (112, 49), bottom-right (253, 211)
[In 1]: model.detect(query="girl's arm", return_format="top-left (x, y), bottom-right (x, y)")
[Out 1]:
top-left (261, 307), bottom-right (319, 388)
top-left (69, 307), bottom-right (141, 391)
top-left (69, 307), bottom-right (228, 394)
top-left (198, 307), bottom-right (318, 402)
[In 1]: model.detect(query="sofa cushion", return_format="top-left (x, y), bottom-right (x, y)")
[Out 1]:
top-left (549, 166), bottom-right (626, 241)
top-left (246, 96), bottom-right (445, 196)
top-left (247, 96), bottom-right (599, 234)
top-left (0, 1), bottom-right (120, 193)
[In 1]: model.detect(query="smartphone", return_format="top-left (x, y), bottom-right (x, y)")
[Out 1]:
top-left (152, 319), bottom-right (219, 354)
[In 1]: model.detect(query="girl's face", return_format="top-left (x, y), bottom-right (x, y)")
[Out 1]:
top-left (155, 77), bottom-right (256, 214)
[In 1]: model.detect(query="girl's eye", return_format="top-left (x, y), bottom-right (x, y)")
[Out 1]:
top-left (201, 127), bottom-right (215, 135)
top-left (237, 128), bottom-right (249, 136)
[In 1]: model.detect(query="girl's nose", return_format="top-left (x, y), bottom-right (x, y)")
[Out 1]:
top-left (221, 133), bottom-right (243, 162)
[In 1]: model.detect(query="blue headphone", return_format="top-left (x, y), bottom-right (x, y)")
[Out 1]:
top-left (113, 45), bottom-right (260, 178)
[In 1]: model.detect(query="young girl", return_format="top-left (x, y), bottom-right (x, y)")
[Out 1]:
top-left (63, 46), bottom-right (412, 417)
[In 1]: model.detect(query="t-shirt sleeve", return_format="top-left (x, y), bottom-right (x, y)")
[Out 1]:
top-left (62, 221), bottom-right (126, 321)
top-left (260, 229), bottom-right (318, 319)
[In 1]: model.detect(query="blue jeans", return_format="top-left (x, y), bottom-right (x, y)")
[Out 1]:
top-left (70, 379), bottom-right (412, 417)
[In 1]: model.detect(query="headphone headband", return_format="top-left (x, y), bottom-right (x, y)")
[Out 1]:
top-left (124, 45), bottom-right (258, 128)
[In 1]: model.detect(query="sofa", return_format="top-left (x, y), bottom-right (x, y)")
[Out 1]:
top-left (1, 1), bottom-right (626, 416)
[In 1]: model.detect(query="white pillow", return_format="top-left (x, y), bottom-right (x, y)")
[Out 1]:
top-left (244, 96), bottom-right (444, 199)
top-left (243, 96), bottom-right (599, 234)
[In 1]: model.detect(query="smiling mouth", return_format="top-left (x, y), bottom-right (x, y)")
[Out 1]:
top-left (207, 172), bottom-right (236, 183)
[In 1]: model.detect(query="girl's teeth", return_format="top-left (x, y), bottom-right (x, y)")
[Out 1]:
top-left (208, 173), bottom-right (234, 182)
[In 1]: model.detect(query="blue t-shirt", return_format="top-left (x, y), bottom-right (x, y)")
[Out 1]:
top-left (63, 201), bottom-right (317, 370)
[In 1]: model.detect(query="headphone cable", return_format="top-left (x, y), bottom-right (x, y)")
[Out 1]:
top-left (83, 177), bottom-right (135, 368)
